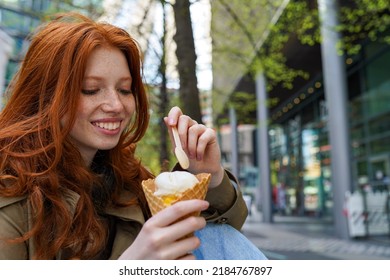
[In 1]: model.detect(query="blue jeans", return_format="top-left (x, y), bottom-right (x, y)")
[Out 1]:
top-left (193, 223), bottom-right (268, 260)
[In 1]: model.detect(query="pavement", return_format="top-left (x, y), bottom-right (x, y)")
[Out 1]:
top-left (242, 207), bottom-right (390, 260)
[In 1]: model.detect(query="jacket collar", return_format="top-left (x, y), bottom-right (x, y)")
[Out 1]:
top-left (104, 191), bottom-right (145, 224)
top-left (0, 195), bottom-right (27, 208)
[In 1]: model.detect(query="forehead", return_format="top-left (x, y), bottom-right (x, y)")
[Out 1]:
top-left (84, 47), bottom-right (130, 78)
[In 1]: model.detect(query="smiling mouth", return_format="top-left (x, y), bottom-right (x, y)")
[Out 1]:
top-left (92, 121), bottom-right (121, 131)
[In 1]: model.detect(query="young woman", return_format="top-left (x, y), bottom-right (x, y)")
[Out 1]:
top-left (0, 13), bottom-right (266, 260)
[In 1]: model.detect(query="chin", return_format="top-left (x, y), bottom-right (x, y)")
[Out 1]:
top-left (95, 141), bottom-right (120, 151)
top-left (99, 144), bottom-right (119, 151)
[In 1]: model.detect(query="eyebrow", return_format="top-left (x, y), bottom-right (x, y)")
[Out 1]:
top-left (83, 76), bottom-right (132, 82)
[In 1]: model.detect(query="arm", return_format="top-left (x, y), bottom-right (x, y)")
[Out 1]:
top-left (166, 107), bottom-right (248, 230)
top-left (202, 170), bottom-right (248, 229)
top-left (121, 107), bottom-right (248, 260)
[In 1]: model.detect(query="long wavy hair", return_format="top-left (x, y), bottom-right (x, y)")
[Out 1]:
top-left (0, 13), bottom-right (152, 259)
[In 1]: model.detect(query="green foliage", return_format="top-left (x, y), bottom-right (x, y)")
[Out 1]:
top-left (229, 91), bottom-right (258, 124)
top-left (212, 0), bottom-right (389, 124)
top-left (254, 54), bottom-right (309, 91)
top-left (216, 90), bottom-right (279, 126)
top-left (338, 0), bottom-right (390, 55)
top-left (253, 0), bottom-right (316, 88)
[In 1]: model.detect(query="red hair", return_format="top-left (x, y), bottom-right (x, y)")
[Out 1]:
top-left (0, 13), bottom-right (152, 259)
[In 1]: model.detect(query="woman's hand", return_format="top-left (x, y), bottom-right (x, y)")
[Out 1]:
top-left (164, 106), bottom-right (225, 188)
top-left (118, 199), bottom-right (209, 260)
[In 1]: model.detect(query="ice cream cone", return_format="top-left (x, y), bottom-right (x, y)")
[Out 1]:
top-left (142, 173), bottom-right (211, 216)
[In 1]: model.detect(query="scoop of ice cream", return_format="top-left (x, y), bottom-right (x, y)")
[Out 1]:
top-left (154, 171), bottom-right (199, 196)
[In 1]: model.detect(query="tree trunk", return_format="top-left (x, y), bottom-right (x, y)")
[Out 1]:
top-left (159, 0), bottom-right (170, 171)
top-left (172, 0), bottom-right (203, 123)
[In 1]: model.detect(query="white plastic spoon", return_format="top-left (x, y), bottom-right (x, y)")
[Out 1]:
top-left (172, 126), bottom-right (190, 169)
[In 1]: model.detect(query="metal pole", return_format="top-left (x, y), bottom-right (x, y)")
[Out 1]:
top-left (229, 106), bottom-right (239, 178)
top-left (256, 72), bottom-right (273, 223)
top-left (318, 0), bottom-right (351, 239)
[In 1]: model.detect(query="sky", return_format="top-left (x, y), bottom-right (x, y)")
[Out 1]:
top-left (190, 0), bottom-right (212, 91)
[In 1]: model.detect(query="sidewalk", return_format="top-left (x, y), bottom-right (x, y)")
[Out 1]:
top-left (242, 207), bottom-right (390, 260)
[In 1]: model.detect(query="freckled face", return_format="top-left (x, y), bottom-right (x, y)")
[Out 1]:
top-left (64, 47), bottom-right (135, 165)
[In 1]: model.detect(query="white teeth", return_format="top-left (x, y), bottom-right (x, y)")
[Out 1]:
top-left (94, 122), bottom-right (120, 130)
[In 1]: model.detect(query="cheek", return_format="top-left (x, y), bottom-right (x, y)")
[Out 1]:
top-left (122, 96), bottom-right (136, 128)
top-left (124, 95), bottom-right (136, 116)
top-left (73, 99), bottom-right (91, 121)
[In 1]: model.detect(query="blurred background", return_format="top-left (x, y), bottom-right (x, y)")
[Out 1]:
top-left (0, 0), bottom-right (389, 257)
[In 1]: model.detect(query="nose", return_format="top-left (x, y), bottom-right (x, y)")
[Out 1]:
top-left (101, 89), bottom-right (124, 112)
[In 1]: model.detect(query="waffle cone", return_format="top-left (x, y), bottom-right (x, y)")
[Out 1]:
top-left (142, 173), bottom-right (211, 216)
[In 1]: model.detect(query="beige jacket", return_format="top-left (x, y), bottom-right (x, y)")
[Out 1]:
top-left (0, 171), bottom-right (247, 259)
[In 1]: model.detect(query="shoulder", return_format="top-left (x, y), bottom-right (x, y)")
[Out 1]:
top-left (0, 178), bottom-right (28, 210)
top-left (0, 195), bottom-right (29, 260)
top-left (0, 195), bottom-right (29, 235)
top-left (0, 196), bottom-right (28, 229)
top-left (0, 196), bottom-right (27, 209)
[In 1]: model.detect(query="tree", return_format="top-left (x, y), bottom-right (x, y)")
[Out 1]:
top-left (336, 0), bottom-right (390, 54)
top-left (172, 0), bottom-right (203, 123)
top-left (211, 0), bottom-right (390, 125)
top-left (157, 0), bottom-right (171, 171)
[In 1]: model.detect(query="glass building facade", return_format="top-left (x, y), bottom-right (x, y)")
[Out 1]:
top-left (269, 39), bottom-right (390, 218)
top-left (0, 0), bottom-right (55, 85)
top-left (0, 0), bottom-right (103, 95)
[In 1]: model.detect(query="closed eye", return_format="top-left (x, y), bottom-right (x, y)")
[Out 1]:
top-left (118, 89), bottom-right (133, 95)
top-left (81, 89), bottom-right (99, 95)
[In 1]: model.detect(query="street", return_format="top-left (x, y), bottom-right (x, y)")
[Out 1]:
top-left (242, 208), bottom-right (390, 260)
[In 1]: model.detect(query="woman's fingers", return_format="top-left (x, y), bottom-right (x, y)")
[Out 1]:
top-left (120, 201), bottom-right (207, 260)
top-left (142, 201), bottom-right (207, 252)
top-left (145, 215), bottom-right (205, 249)
top-left (149, 199), bottom-right (209, 228)
top-left (164, 215), bottom-right (206, 242)
top-left (177, 254), bottom-right (197, 260)
top-left (163, 106), bottom-right (223, 185)
top-left (187, 124), bottom-right (215, 160)
top-left (165, 106), bottom-right (183, 126)
top-left (160, 235), bottom-right (201, 260)
top-left (164, 107), bottom-right (216, 161)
